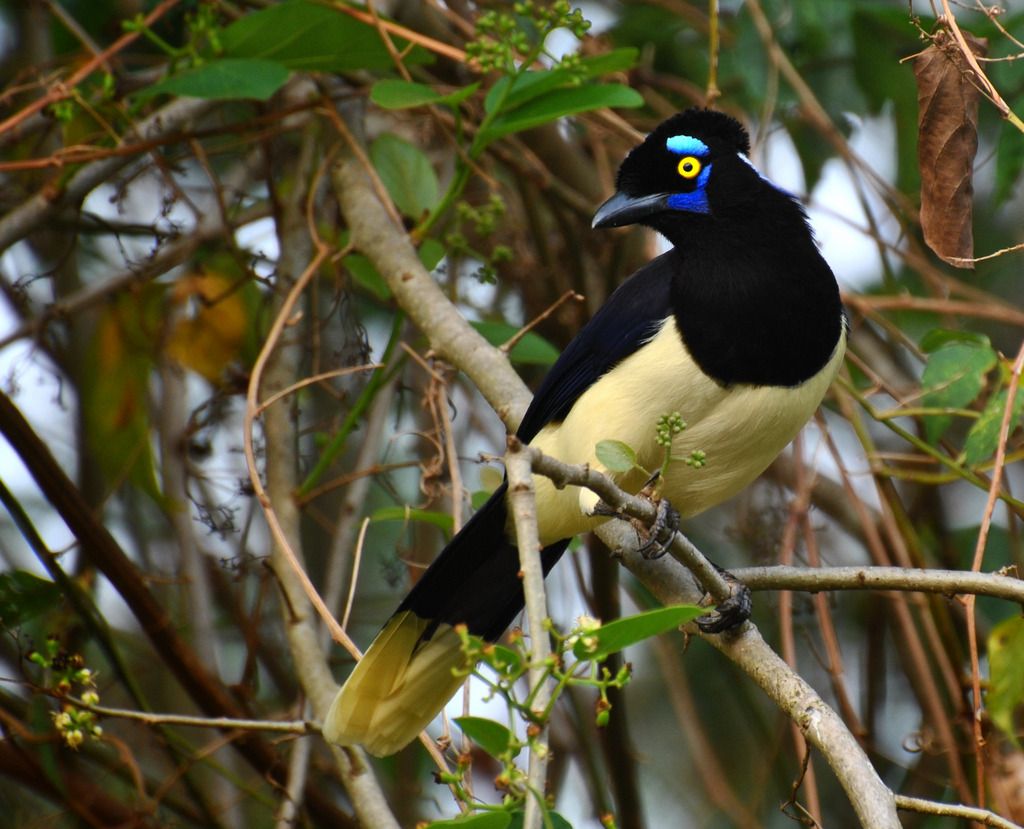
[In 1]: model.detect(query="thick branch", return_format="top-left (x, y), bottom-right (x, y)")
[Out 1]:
top-left (331, 140), bottom-right (533, 428)
top-left (605, 521), bottom-right (900, 828)
top-left (519, 444), bottom-right (731, 603)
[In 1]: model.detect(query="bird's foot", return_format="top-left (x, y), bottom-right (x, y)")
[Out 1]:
top-left (592, 475), bottom-right (679, 559)
top-left (696, 566), bottom-right (752, 634)
top-left (636, 494), bottom-right (680, 560)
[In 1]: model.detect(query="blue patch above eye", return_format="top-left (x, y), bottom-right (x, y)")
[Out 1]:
top-left (666, 164), bottom-right (712, 214)
top-left (666, 134), bottom-right (709, 157)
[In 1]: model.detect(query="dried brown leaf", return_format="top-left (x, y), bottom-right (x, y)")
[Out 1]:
top-left (914, 28), bottom-right (987, 268)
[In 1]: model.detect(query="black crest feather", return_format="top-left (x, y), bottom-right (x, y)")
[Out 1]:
top-left (647, 108), bottom-right (750, 156)
top-left (615, 108), bottom-right (751, 197)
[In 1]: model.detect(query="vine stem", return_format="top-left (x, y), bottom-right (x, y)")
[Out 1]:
top-left (964, 337), bottom-right (1024, 804)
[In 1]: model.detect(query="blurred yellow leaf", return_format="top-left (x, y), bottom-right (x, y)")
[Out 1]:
top-left (166, 271), bottom-right (253, 384)
top-left (83, 287), bottom-right (165, 499)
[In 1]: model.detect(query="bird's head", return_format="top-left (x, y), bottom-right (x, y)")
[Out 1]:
top-left (593, 109), bottom-right (768, 235)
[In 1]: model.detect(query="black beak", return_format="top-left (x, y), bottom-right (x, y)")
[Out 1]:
top-left (591, 191), bottom-right (671, 229)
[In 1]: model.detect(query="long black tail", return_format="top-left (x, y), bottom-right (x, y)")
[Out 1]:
top-left (398, 482), bottom-right (570, 641)
top-left (322, 484), bottom-right (571, 756)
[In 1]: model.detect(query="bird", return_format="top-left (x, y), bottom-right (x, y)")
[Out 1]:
top-left (322, 108), bottom-right (846, 757)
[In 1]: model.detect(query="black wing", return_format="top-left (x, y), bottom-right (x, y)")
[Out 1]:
top-left (515, 251), bottom-right (677, 442)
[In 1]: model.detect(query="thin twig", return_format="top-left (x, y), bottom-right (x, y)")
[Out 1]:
top-left (896, 793), bottom-right (1023, 828)
top-left (500, 290), bottom-right (584, 355)
top-left (964, 337), bottom-right (1024, 804)
top-left (72, 700), bottom-right (318, 734)
top-left (254, 364), bottom-right (381, 416)
top-left (732, 565), bottom-right (1024, 603)
top-left (938, 0), bottom-right (1024, 132)
top-left (330, 0), bottom-right (467, 63)
top-left (341, 517), bottom-right (370, 632)
top-left (505, 437), bottom-right (552, 829)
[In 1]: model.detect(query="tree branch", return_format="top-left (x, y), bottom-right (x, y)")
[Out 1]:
top-left (732, 564), bottom-right (1024, 604)
top-left (896, 793), bottom-right (1023, 829)
top-left (506, 437), bottom-right (553, 829)
top-left (331, 126), bottom-right (533, 429)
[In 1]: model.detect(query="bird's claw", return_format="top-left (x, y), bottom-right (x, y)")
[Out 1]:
top-left (696, 567), bottom-right (752, 634)
top-left (637, 495), bottom-right (680, 560)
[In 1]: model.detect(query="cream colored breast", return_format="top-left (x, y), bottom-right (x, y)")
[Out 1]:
top-left (526, 317), bottom-right (846, 544)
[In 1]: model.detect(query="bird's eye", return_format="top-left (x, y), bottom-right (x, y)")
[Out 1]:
top-left (677, 156), bottom-right (702, 180)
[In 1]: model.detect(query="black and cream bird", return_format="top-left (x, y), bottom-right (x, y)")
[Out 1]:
top-left (323, 108), bottom-right (846, 756)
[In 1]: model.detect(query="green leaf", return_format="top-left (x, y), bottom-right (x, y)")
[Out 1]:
top-left (0, 571), bottom-right (61, 626)
top-left (575, 47), bottom-right (639, 78)
top-left (573, 605), bottom-right (704, 661)
top-left (483, 75), bottom-right (513, 116)
top-left (485, 70), bottom-right (566, 115)
top-left (485, 643), bottom-right (523, 674)
top-left (370, 133), bottom-right (439, 220)
top-left (371, 79), bottom-right (479, 110)
top-left (454, 716), bottom-right (514, 758)
top-left (369, 507), bottom-right (453, 533)
top-left (595, 439), bottom-right (637, 473)
top-left (963, 387), bottom-right (1024, 467)
top-left (920, 341), bottom-right (998, 443)
top-left (427, 813), bottom-right (512, 829)
top-left (220, 0), bottom-right (429, 72)
top-left (480, 84), bottom-right (643, 144)
top-left (508, 811), bottom-right (573, 829)
top-left (469, 321), bottom-right (560, 366)
top-left (986, 615), bottom-right (1024, 745)
top-left (920, 328), bottom-right (992, 353)
top-left (484, 50), bottom-right (638, 116)
top-left (471, 489), bottom-right (493, 510)
top-left (419, 237), bottom-right (446, 271)
top-left (344, 253), bottom-right (391, 301)
top-left (136, 58), bottom-right (289, 101)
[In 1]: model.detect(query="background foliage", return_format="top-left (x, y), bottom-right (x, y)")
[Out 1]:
top-left (0, 0), bottom-right (1023, 826)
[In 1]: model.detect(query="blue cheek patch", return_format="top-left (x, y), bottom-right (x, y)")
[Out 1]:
top-left (666, 134), bottom-right (710, 156)
top-left (666, 165), bottom-right (712, 214)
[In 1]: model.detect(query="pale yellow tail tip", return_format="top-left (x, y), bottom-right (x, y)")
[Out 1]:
top-left (322, 612), bottom-right (470, 757)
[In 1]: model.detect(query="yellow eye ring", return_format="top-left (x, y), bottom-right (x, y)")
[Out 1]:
top-left (677, 156), bottom-right (702, 180)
